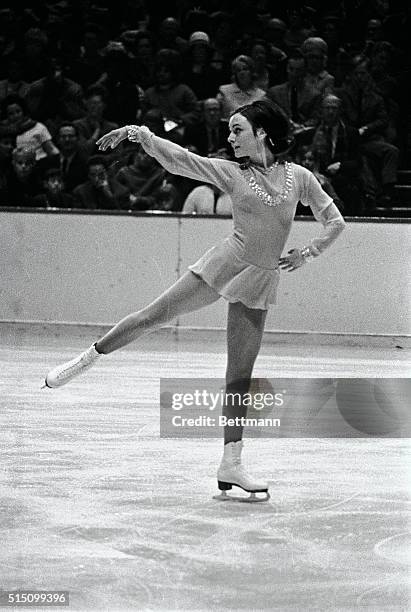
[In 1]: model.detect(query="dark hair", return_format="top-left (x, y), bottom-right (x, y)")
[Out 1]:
top-left (155, 48), bottom-right (182, 83)
top-left (231, 99), bottom-right (292, 155)
top-left (87, 155), bottom-right (107, 169)
top-left (1, 94), bottom-right (28, 118)
top-left (85, 84), bottom-right (108, 101)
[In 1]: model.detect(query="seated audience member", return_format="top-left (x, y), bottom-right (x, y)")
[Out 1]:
top-left (26, 56), bottom-right (85, 134)
top-left (266, 51), bottom-right (322, 134)
top-left (182, 183), bottom-right (232, 216)
top-left (67, 24), bottom-right (106, 89)
top-left (156, 17), bottom-right (188, 54)
top-left (144, 49), bottom-right (200, 139)
top-left (263, 18), bottom-right (287, 53)
top-left (249, 39), bottom-right (279, 92)
top-left (338, 58), bottom-right (399, 205)
top-left (297, 145), bottom-right (344, 212)
top-left (310, 94), bottom-right (364, 214)
top-left (301, 37), bottom-right (335, 97)
top-left (55, 123), bottom-right (89, 192)
top-left (0, 146), bottom-right (41, 206)
top-left (0, 133), bottom-right (14, 173)
top-left (21, 27), bottom-right (50, 83)
top-left (73, 86), bottom-right (118, 155)
top-left (116, 146), bottom-right (167, 211)
top-left (182, 32), bottom-right (222, 101)
top-left (217, 55), bottom-right (266, 119)
top-left (149, 181), bottom-right (179, 212)
top-left (33, 167), bottom-right (76, 208)
top-left (0, 95), bottom-right (59, 161)
top-left (184, 98), bottom-right (231, 158)
top-left (283, 7), bottom-right (317, 53)
top-left (0, 55), bottom-right (30, 103)
top-left (92, 42), bottom-right (145, 125)
top-left (73, 155), bottom-right (130, 210)
top-left (130, 31), bottom-right (157, 90)
top-left (368, 41), bottom-right (399, 144)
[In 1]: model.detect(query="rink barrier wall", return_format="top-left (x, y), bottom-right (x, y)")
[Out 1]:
top-left (1, 208), bottom-right (410, 345)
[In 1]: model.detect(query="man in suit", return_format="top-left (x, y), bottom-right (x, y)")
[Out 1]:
top-left (184, 97), bottom-right (231, 158)
top-left (55, 123), bottom-right (89, 193)
top-left (266, 50), bottom-right (322, 135)
top-left (311, 94), bottom-right (364, 214)
top-left (73, 155), bottom-right (130, 210)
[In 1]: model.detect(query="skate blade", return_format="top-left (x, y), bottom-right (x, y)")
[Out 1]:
top-left (41, 381), bottom-right (50, 389)
top-left (213, 491), bottom-right (270, 503)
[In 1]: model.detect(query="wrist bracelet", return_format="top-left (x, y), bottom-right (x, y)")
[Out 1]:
top-left (300, 246), bottom-right (315, 262)
top-left (126, 125), bottom-right (140, 142)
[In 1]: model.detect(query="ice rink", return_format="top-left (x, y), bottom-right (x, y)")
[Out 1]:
top-left (0, 325), bottom-right (410, 611)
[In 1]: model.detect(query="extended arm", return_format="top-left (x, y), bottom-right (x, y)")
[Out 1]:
top-left (97, 125), bottom-right (235, 192)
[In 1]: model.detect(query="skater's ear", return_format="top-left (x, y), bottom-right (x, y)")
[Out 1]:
top-left (256, 128), bottom-right (267, 140)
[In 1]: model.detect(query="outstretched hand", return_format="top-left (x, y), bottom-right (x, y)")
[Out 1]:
top-left (96, 127), bottom-right (129, 151)
top-left (278, 248), bottom-right (305, 272)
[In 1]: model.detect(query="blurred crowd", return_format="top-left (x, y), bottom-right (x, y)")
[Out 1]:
top-left (0, 0), bottom-right (409, 216)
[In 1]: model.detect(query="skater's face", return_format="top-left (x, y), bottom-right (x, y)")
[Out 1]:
top-left (228, 113), bottom-right (262, 161)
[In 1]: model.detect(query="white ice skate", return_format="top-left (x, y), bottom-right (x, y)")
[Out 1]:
top-left (43, 344), bottom-right (101, 388)
top-left (214, 440), bottom-right (270, 503)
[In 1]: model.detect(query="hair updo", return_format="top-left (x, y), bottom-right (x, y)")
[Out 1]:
top-left (231, 99), bottom-right (292, 156)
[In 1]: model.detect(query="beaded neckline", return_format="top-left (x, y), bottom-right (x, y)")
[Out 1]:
top-left (243, 161), bottom-right (293, 207)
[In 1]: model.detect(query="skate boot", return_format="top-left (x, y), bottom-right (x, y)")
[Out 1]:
top-left (43, 343), bottom-right (101, 388)
top-left (214, 440), bottom-right (270, 502)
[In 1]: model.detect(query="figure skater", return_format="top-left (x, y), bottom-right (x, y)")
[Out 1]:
top-left (43, 100), bottom-right (346, 502)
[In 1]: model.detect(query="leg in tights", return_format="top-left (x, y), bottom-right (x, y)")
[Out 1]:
top-left (223, 301), bottom-right (267, 444)
top-left (96, 271), bottom-right (220, 354)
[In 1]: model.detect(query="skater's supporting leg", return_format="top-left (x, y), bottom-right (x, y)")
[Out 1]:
top-left (223, 302), bottom-right (267, 444)
top-left (96, 271), bottom-right (220, 354)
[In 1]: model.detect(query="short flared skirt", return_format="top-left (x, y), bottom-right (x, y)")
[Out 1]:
top-left (188, 238), bottom-right (280, 310)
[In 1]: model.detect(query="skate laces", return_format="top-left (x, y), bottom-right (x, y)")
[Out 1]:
top-left (55, 350), bottom-right (96, 379)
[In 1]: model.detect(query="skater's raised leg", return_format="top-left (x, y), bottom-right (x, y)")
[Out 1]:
top-left (215, 302), bottom-right (270, 501)
top-left (44, 272), bottom-right (220, 388)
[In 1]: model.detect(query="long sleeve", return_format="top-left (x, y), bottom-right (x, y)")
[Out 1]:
top-left (299, 166), bottom-right (346, 255)
top-left (135, 128), bottom-right (236, 193)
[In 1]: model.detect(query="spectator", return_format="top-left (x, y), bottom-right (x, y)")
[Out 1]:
top-left (55, 123), bottom-right (88, 192)
top-left (26, 56), bottom-right (85, 134)
top-left (0, 132), bottom-right (14, 172)
top-left (283, 7), bottom-right (316, 53)
top-left (263, 18), bottom-right (287, 52)
top-left (0, 145), bottom-right (41, 207)
top-left (301, 37), bottom-right (335, 98)
top-left (92, 42), bottom-right (145, 125)
top-left (249, 39), bottom-right (278, 92)
top-left (73, 155), bottom-right (129, 210)
top-left (144, 49), bottom-right (200, 138)
top-left (297, 145), bottom-right (344, 213)
top-left (131, 31), bottom-right (157, 89)
top-left (183, 32), bottom-right (222, 101)
top-left (338, 58), bottom-right (399, 205)
top-left (73, 86), bottom-right (118, 155)
top-left (0, 95), bottom-right (59, 162)
top-left (115, 146), bottom-right (167, 210)
top-left (182, 183), bottom-right (232, 216)
top-left (67, 24), bottom-right (106, 88)
top-left (368, 41), bottom-right (399, 144)
top-left (149, 181), bottom-right (179, 212)
top-left (21, 27), bottom-right (50, 82)
top-left (208, 11), bottom-right (236, 81)
top-left (266, 51), bottom-right (321, 134)
top-left (0, 55), bottom-right (30, 103)
top-left (184, 98), bottom-right (231, 158)
top-left (33, 167), bottom-right (76, 208)
top-left (310, 94), bottom-right (364, 214)
top-left (156, 17), bottom-right (188, 54)
top-left (217, 55), bottom-right (266, 119)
